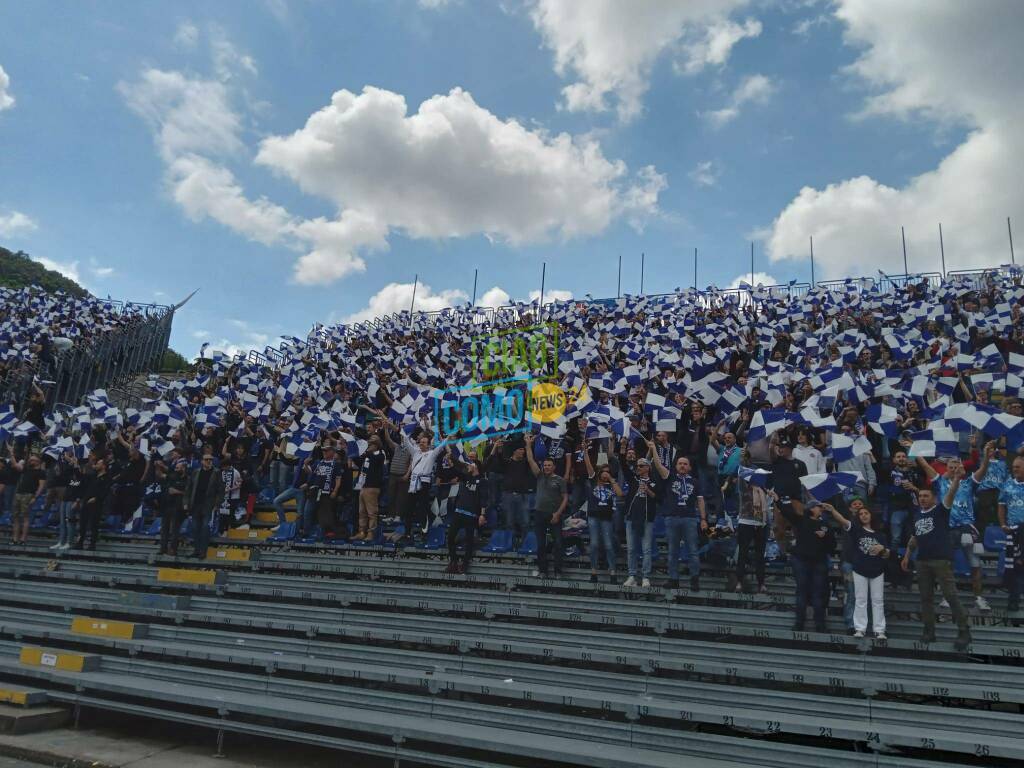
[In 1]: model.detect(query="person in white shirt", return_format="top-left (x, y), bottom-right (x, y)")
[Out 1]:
top-left (793, 428), bottom-right (826, 475)
top-left (389, 421), bottom-right (444, 543)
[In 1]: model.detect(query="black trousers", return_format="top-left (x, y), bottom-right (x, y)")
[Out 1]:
top-left (77, 500), bottom-right (102, 547)
top-left (403, 488), bottom-right (431, 538)
top-left (534, 511), bottom-right (563, 574)
top-left (159, 499), bottom-right (184, 554)
top-left (735, 524), bottom-right (767, 587)
top-left (447, 512), bottom-right (479, 567)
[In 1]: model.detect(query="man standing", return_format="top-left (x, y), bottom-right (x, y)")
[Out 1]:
top-left (353, 435), bottom-right (387, 541)
top-left (76, 458), bottom-right (112, 551)
top-left (9, 451), bottom-right (44, 546)
top-left (652, 447), bottom-right (707, 591)
top-left (998, 455), bottom-right (1024, 612)
top-left (158, 459), bottom-right (188, 556)
top-left (901, 468), bottom-right (972, 650)
top-left (769, 435), bottom-right (807, 556)
top-left (183, 454), bottom-right (223, 558)
top-left (310, 443), bottom-right (346, 540)
top-left (525, 434), bottom-right (567, 578)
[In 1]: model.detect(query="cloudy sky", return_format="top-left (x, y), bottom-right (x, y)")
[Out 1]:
top-left (0, 0), bottom-right (1020, 356)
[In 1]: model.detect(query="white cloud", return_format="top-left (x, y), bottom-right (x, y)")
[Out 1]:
top-left (256, 85), bottom-right (663, 282)
top-left (343, 281), bottom-right (469, 323)
top-left (211, 29), bottom-right (258, 81)
top-left (529, 288), bottom-right (573, 303)
top-left (530, 0), bottom-right (755, 121)
top-left (174, 21), bottom-right (199, 48)
top-left (418, 0), bottom-right (452, 8)
top-left (689, 160), bottom-right (719, 187)
top-left (477, 286), bottom-right (511, 308)
top-left (0, 210), bottom-right (37, 237)
top-left (88, 258), bottom-right (114, 278)
top-left (702, 73), bottom-right (775, 126)
top-left (0, 64), bottom-right (14, 111)
top-left (35, 256), bottom-right (81, 283)
top-left (766, 0), bottom-right (1024, 278)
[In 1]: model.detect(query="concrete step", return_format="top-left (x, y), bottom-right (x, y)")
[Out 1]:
top-left (0, 703), bottom-right (70, 735)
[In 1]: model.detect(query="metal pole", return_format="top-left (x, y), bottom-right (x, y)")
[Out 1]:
top-left (471, 268), bottom-right (478, 306)
top-left (901, 226), bottom-right (908, 276)
top-left (617, 254), bottom-right (621, 298)
top-left (539, 262), bottom-right (546, 321)
top-left (809, 236), bottom-right (815, 287)
top-left (750, 241), bottom-right (754, 286)
top-left (693, 247), bottom-right (697, 290)
top-left (409, 274), bottom-right (418, 316)
top-left (1010, 216), bottom-right (1016, 265)
top-left (640, 252), bottom-right (645, 295)
top-left (939, 223), bottom-right (946, 277)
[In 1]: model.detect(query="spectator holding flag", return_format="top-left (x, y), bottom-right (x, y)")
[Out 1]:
top-left (734, 456), bottom-right (770, 594)
top-left (621, 451), bottom-right (662, 588)
top-left (998, 455), bottom-right (1024, 613)
top-left (9, 449), bottom-right (44, 546)
top-left (444, 452), bottom-right (486, 575)
top-left (352, 433), bottom-right (387, 541)
top-left (582, 438), bottom-right (623, 583)
top-left (777, 495), bottom-right (834, 633)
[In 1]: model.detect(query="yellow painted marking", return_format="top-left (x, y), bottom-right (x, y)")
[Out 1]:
top-left (156, 567), bottom-right (219, 586)
top-left (225, 527), bottom-right (271, 540)
top-left (206, 547), bottom-right (252, 561)
top-left (0, 688), bottom-right (29, 705)
top-left (71, 616), bottom-right (139, 639)
top-left (19, 646), bottom-right (91, 672)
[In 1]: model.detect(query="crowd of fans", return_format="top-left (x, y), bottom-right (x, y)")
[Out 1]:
top-left (0, 285), bottom-right (163, 403)
top-left (2, 269), bottom-right (1024, 649)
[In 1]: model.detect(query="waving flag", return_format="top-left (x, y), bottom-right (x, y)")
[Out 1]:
top-left (738, 466), bottom-right (772, 488)
top-left (830, 433), bottom-right (872, 462)
top-left (746, 409), bottom-right (791, 442)
top-left (801, 472), bottom-right (863, 501)
top-left (908, 428), bottom-right (958, 458)
top-left (864, 403), bottom-right (900, 438)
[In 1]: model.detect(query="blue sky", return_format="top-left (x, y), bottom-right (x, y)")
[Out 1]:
top-left (0, 0), bottom-right (1019, 358)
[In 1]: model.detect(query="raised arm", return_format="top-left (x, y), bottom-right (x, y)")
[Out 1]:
top-left (646, 438), bottom-right (669, 479)
top-left (972, 441), bottom-right (994, 483)
top-left (822, 502), bottom-right (850, 530)
top-left (942, 465), bottom-right (963, 510)
top-left (915, 455), bottom-right (938, 481)
top-left (524, 434), bottom-right (541, 476)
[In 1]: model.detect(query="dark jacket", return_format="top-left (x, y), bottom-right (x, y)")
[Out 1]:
top-left (183, 468), bottom-right (224, 516)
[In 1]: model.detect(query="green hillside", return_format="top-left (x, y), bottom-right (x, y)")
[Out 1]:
top-left (0, 245), bottom-right (89, 296)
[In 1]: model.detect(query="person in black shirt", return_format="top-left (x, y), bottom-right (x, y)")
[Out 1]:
top-left (827, 501), bottom-right (890, 639)
top-left (76, 458), bottom-right (112, 551)
top-left (900, 471), bottom-right (971, 649)
top-left (887, 450), bottom-right (922, 548)
top-left (445, 455), bottom-right (486, 574)
top-left (622, 455), bottom-right (663, 588)
top-left (158, 459), bottom-right (189, 556)
top-left (778, 496), bottom-right (834, 632)
top-left (56, 453), bottom-right (85, 550)
top-left (583, 440), bottom-right (624, 583)
top-left (769, 435), bottom-right (807, 556)
top-left (183, 455), bottom-right (224, 558)
top-left (10, 451), bottom-right (45, 545)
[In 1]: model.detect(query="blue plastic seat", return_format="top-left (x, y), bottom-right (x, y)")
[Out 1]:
top-left (146, 518), bottom-right (162, 535)
top-left (268, 522), bottom-right (297, 542)
top-left (417, 524), bottom-right (446, 550)
top-left (517, 530), bottom-right (538, 555)
top-left (983, 525), bottom-right (1007, 552)
top-left (952, 547), bottom-right (971, 578)
top-left (482, 529), bottom-right (512, 553)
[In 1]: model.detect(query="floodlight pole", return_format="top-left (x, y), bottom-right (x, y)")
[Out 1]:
top-left (640, 252), bottom-right (645, 295)
top-left (471, 268), bottom-right (478, 306)
top-left (539, 262), bottom-right (546, 321)
top-left (410, 273), bottom-right (418, 315)
top-left (939, 223), bottom-right (946, 277)
top-left (693, 247), bottom-right (698, 290)
top-left (1010, 216), bottom-right (1016, 265)
top-left (810, 236), bottom-right (815, 286)
top-left (901, 226), bottom-right (909, 277)
top-left (617, 253), bottom-right (622, 298)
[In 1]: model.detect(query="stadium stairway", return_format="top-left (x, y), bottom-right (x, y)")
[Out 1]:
top-left (0, 539), bottom-right (1022, 767)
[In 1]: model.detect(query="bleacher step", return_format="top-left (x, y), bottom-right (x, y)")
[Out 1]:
top-left (0, 702), bottom-right (70, 734)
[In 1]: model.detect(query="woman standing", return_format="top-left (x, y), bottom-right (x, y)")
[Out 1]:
top-left (778, 497), bottom-right (834, 632)
top-left (827, 502), bottom-right (891, 639)
top-left (583, 440), bottom-right (623, 583)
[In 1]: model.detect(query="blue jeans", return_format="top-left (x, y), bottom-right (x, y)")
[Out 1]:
top-left (665, 516), bottom-right (701, 580)
top-left (841, 561), bottom-right (855, 629)
top-left (301, 496), bottom-right (318, 536)
top-left (192, 509), bottom-right (211, 556)
top-left (570, 482), bottom-right (587, 516)
top-left (791, 554), bottom-right (828, 628)
top-left (625, 519), bottom-right (654, 578)
top-left (273, 487), bottom-right (304, 524)
top-left (889, 507), bottom-right (909, 548)
top-left (588, 517), bottom-right (616, 571)
top-left (57, 500), bottom-right (76, 546)
top-left (501, 492), bottom-right (530, 538)
top-left (270, 461), bottom-right (291, 495)
top-left (1, 485), bottom-right (15, 517)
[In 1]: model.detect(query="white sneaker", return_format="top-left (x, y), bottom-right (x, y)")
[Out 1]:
top-left (622, 576), bottom-right (637, 587)
top-left (57, 543), bottom-right (70, 551)
top-left (939, 598), bottom-right (950, 609)
top-left (875, 632), bottom-right (887, 641)
top-left (49, 543), bottom-right (61, 550)
top-left (975, 596), bottom-right (991, 611)
top-left (531, 569), bottom-right (540, 578)
top-left (641, 578), bottom-right (652, 588)
top-left (853, 630), bottom-right (865, 638)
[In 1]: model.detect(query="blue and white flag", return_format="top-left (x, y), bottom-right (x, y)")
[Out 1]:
top-left (830, 433), bottom-right (872, 462)
top-left (864, 403), bottom-right (900, 438)
top-left (801, 471), bottom-right (863, 501)
top-left (746, 409), bottom-right (791, 442)
top-left (907, 427), bottom-right (958, 457)
top-left (737, 466), bottom-right (772, 488)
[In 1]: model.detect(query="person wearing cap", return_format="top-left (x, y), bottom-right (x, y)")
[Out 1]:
top-left (768, 432), bottom-right (807, 557)
top-left (158, 458), bottom-right (189, 556)
top-left (310, 442), bottom-right (346, 540)
top-left (777, 495), bottom-right (834, 632)
top-left (183, 454), bottom-right (224, 558)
